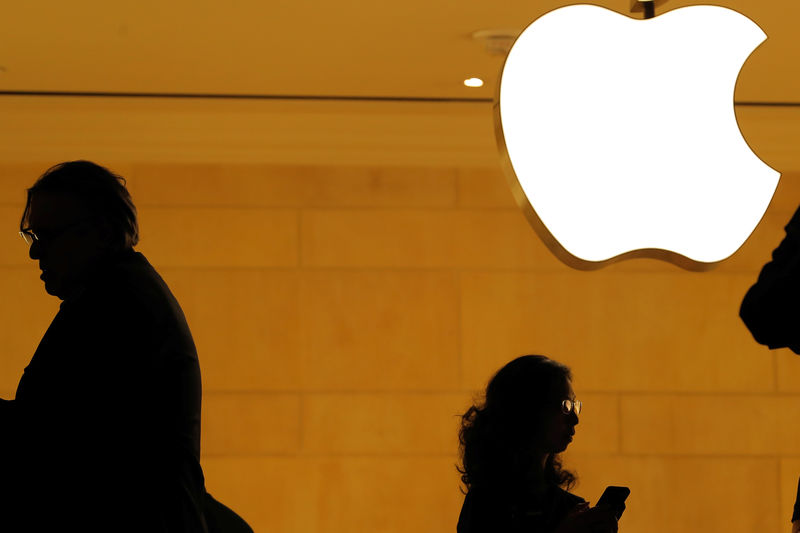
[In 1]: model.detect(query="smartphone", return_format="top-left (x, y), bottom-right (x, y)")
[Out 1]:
top-left (595, 485), bottom-right (630, 520)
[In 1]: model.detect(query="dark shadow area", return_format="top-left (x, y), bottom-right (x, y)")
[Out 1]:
top-left (0, 161), bottom-right (251, 532)
top-left (740, 205), bottom-right (800, 531)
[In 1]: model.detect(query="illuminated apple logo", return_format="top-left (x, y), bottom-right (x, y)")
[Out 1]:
top-left (496, 5), bottom-right (780, 270)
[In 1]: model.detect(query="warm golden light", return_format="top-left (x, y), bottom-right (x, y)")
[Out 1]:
top-left (463, 77), bottom-right (484, 88)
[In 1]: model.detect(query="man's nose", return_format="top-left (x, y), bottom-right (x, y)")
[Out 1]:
top-left (29, 240), bottom-right (40, 260)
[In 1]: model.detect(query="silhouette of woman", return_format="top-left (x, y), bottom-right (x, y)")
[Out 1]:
top-left (457, 355), bottom-right (619, 533)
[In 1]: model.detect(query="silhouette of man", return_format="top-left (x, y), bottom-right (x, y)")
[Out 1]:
top-left (740, 206), bottom-right (800, 532)
top-left (0, 161), bottom-right (207, 531)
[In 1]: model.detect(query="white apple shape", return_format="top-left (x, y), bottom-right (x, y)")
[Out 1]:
top-left (496, 4), bottom-right (780, 269)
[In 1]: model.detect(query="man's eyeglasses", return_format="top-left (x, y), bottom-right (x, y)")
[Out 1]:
top-left (561, 399), bottom-right (582, 415)
top-left (19, 218), bottom-right (93, 246)
top-left (19, 228), bottom-right (39, 246)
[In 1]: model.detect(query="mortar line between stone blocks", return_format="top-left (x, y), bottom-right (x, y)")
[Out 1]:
top-left (774, 350), bottom-right (780, 393)
top-left (4, 264), bottom-right (763, 274)
top-left (199, 451), bottom-right (462, 459)
top-left (590, 452), bottom-right (787, 460)
top-left (199, 451), bottom-right (792, 460)
top-left (296, 209), bottom-right (303, 268)
top-left (453, 167), bottom-right (462, 208)
top-left (456, 270), bottom-right (463, 389)
top-left (616, 393), bottom-right (623, 454)
top-left (205, 388), bottom-right (476, 395)
top-left (777, 455), bottom-right (784, 524)
top-left (297, 393), bottom-right (306, 453)
top-left (202, 389), bottom-right (800, 397)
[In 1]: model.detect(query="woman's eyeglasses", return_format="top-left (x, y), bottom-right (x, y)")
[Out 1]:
top-left (561, 399), bottom-right (582, 415)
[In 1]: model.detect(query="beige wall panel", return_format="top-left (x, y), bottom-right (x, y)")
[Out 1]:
top-left (461, 271), bottom-right (774, 393)
top-left (565, 455), bottom-right (780, 533)
top-left (0, 97), bottom-right (499, 167)
top-left (299, 271), bottom-right (459, 390)
top-left (0, 160), bottom-right (135, 206)
top-left (310, 457), bottom-right (462, 533)
top-left (298, 208), bottom-right (796, 275)
top-left (765, 172), bottom-right (800, 213)
top-left (302, 393), bottom-right (467, 454)
top-left (596, 257), bottom-right (688, 274)
top-left (451, 168), bottom-right (800, 274)
top-left (289, 391), bottom-right (622, 457)
top-left (620, 394), bottom-right (800, 455)
top-left (719, 207), bottom-right (796, 273)
top-left (202, 393), bottom-right (300, 456)
top-left (0, 268), bottom-right (57, 395)
top-left (451, 170), bottom-right (800, 275)
top-left (713, 173), bottom-right (800, 273)
top-left (202, 457), bottom-right (463, 533)
top-left (201, 457), bottom-right (321, 533)
top-left (777, 349), bottom-right (800, 392)
top-left (161, 269), bottom-right (301, 391)
top-left (455, 170), bottom-right (800, 213)
top-left (127, 163), bottom-right (458, 208)
top-left (0, 206), bottom-right (33, 266)
top-left (136, 207), bottom-right (298, 268)
top-left (456, 167), bottom-right (516, 209)
top-left (780, 459), bottom-right (800, 527)
top-left (301, 209), bottom-right (562, 269)
top-left (0, 162), bottom-right (51, 204)
top-left (567, 393), bottom-right (620, 455)
top-left (302, 392), bottom-right (618, 456)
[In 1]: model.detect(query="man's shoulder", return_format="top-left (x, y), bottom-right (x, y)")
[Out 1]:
top-left (100, 251), bottom-right (171, 299)
top-left (83, 251), bottom-right (184, 325)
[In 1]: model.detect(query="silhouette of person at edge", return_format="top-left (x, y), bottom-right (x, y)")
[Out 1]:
top-left (457, 355), bottom-right (619, 533)
top-left (740, 206), bottom-right (800, 533)
top-left (0, 161), bottom-right (250, 532)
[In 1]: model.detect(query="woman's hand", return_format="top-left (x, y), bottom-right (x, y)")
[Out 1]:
top-left (553, 502), bottom-right (619, 533)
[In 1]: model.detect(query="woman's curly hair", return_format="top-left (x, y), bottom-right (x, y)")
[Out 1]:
top-left (457, 355), bottom-right (577, 494)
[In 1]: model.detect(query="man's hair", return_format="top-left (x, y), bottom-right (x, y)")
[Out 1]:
top-left (20, 160), bottom-right (139, 250)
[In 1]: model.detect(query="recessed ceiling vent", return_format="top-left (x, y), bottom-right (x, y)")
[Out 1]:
top-left (471, 29), bottom-right (520, 56)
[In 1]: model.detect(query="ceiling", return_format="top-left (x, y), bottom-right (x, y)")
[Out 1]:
top-left (2, 0), bottom-right (800, 168)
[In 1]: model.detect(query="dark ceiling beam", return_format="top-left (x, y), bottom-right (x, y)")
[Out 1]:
top-left (0, 90), bottom-right (493, 104)
top-left (1, 90), bottom-right (798, 107)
